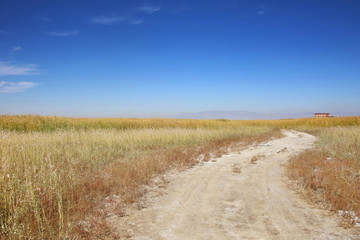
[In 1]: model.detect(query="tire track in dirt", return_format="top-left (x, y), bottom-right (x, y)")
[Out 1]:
top-left (112, 130), bottom-right (360, 240)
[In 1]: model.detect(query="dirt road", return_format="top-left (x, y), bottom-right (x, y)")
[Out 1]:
top-left (113, 130), bottom-right (359, 240)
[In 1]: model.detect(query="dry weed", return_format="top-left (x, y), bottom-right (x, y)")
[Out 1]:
top-left (0, 124), bottom-right (279, 239)
top-left (232, 163), bottom-right (242, 173)
top-left (288, 127), bottom-right (360, 226)
top-left (250, 154), bottom-right (265, 164)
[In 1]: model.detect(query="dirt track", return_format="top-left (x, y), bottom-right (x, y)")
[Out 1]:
top-left (113, 130), bottom-right (360, 240)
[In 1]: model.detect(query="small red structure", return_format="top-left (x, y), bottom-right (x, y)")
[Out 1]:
top-left (315, 113), bottom-right (330, 118)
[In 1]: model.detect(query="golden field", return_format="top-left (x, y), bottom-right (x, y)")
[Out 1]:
top-left (0, 115), bottom-right (359, 239)
top-left (288, 127), bottom-right (360, 226)
top-left (0, 116), bottom-right (278, 239)
top-left (1, 115), bottom-right (359, 132)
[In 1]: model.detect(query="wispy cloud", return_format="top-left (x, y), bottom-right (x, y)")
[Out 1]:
top-left (91, 15), bottom-right (124, 25)
top-left (37, 16), bottom-right (52, 22)
top-left (0, 62), bottom-right (39, 76)
top-left (138, 4), bottom-right (161, 14)
top-left (47, 30), bottom-right (79, 36)
top-left (0, 81), bottom-right (38, 93)
top-left (11, 46), bottom-right (22, 53)
top-left (0, 30), bottom-right (6, 35)
top-left (242, 5), bottom-right (268, 18)
top-left (91, 15), bottom-right (143, 25)
top-left (129, 18), bottom-right (143, 25)
top-left (254, 5), bottom-right (268, 16)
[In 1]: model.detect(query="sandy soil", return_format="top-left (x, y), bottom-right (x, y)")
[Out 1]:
top-left (112, 130), bottom-right (360, 240)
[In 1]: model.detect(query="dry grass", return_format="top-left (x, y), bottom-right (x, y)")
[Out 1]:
top-left (1, 115), bottom-right (359, 132)
top-left (0, 115), bottom-right (252, 132)
top-left (250, 154), bottom-right (265, 164)
top-left (232, 163), bottom-right (242, 173)
top-left (0, 123), bottom-right (278, 239)
top-left (1, 115), bottom-right (360, 238)
top-left (288, 127), bottom-right (360, 225)
top-left (250, 155), bottom-right (260, 164)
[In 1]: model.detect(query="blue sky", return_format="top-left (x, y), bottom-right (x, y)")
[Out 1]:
top-left (0, 0), bottom-right (359, 117)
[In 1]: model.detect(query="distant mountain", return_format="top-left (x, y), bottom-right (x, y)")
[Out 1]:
top-left (331, 112), bottom-right (360, 118)
top-left (176, 111), bottom-right (263, 120)
top-left (174, 111), bottom-right (360, 120)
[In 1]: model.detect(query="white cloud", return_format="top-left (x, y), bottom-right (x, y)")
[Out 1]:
top-left (257, 10), bottom-right (265, 15)
top-left (91, 16), bottom-right (124, 25)
top-left (0, 81), bottom-right (38, 93)
top-left (138, 5), bottom-right (161, 14)
top-left (0, 62), bottom-right (39, 76)
top-left (91, 15), bottom-right (143, 25)
top-left (47, 30), bottom-right (79, 36)
top-left (12, 46), bottom-right (22, 53)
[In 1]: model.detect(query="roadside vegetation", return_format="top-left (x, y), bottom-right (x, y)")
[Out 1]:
top-left (288, 127), bottom-right (360, 226)
top-left (0, 115), bottom-right (359, 239)
top-left (0, 116), bottom-right (279, 239)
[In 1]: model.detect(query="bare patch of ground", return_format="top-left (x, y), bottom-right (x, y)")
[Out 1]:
top-left (110, 130), bottom-right (360, 240)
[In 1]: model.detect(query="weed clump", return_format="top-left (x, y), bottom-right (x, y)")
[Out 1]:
top-left (288, 127), bottom-right (360, 225)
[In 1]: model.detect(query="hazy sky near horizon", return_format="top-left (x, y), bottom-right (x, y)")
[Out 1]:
top-left (1, 0), bottom-right (359, 117)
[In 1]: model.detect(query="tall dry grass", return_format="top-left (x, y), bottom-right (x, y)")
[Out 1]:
top-left (1, 115), bottom-right (359, 238)
top-left (0, 115), bottom-right (245, 132)
top-left (288, 127), bottom-right (360, 225)
top-left (0, 125), bottom-right (277, 239)
top-left (1, 115), bottom-right (359, 132)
